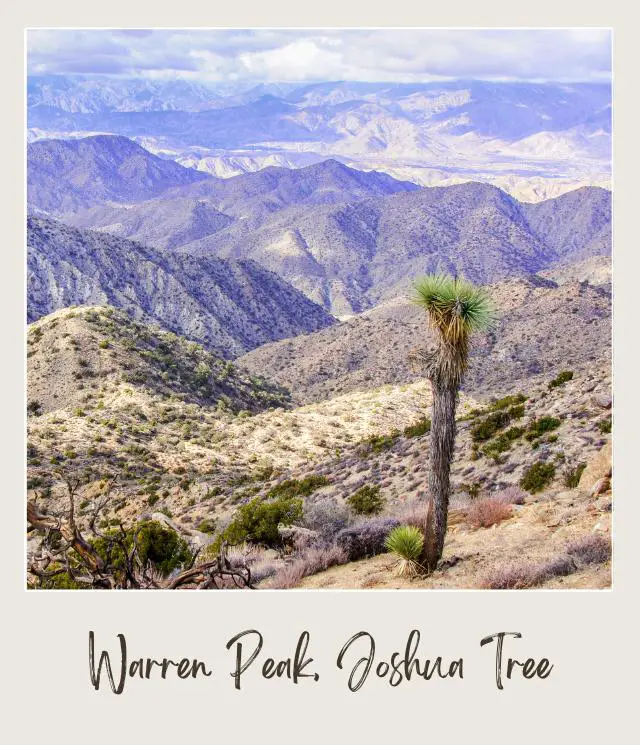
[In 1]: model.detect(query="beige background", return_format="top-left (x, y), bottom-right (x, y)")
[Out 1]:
top-left (2, 3), bottom-right (638, 742)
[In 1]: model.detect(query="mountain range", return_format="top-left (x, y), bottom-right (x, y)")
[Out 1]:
top-left (27, 77), bottom-right (611, 201)
top-left (27, 216), bottom-right (334, 357)
top-left (27, 135), bottom-right (211, 214)
top-left (37, 138), bottom-right (609, 315)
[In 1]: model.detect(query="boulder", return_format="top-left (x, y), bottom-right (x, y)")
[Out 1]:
top-left (592, 391), bottom-right (612, 409)
top-left (277, 523), bottom-right (319, 549)
top-left (578, 441), bottom-right (612, 493)
top-left (590, 477), bottom-right (611, 497)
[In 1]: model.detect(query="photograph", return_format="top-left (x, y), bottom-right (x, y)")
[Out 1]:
top-left (25, 27), bottom-right (612, 591)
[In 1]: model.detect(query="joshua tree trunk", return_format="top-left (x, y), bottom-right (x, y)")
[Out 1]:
top-left (426, 380), bottom-right (458, 569)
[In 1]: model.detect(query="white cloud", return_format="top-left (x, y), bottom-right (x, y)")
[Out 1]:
top-left (26, 29), bottom-right (612, 84)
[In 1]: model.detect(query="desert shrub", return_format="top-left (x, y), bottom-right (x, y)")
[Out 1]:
top-left (27, 400), bottom-right (42, 416)
top-left (488, 393), bottom-right (527, 412)
top-left (336, 517), bottom-right (401, 560)
top-left (403, 418), bottom-right (431, 438)
top-left (483, 426), bottom-right (526, 459)
top-left (466, 497), bottom-right (512, 528)
top-left (507, 404), bottom-right (526, 418)
top-left (566, 534), bottom-right (611, 565)
top-left (564, 463), bottom-right (587, 488)
top-left (268, 544), bottom-right (348, 589)
top-left (520, 462), bottom-right (556, 493)
top-left (494, 485), bottom-right (527, 505)
top-left (460, 482), bottom-right (482, 499)
top-left (221, 494), bottom-right (303, 548)
top-left (471, 410), bottom-right (512, 442)
top-left (267, 475), bottom-right (329, 499)
top-left (395, 500), bottom-right (432, 532)
top-left (196, 519), bottom-right (217, 534)
top-left (363, 431), bottom-right (400, 453)
top-left (549, 370), bottom-right (574, 388)
top-left (525, 416), bottom-right (561, 441)
top-left (302, 499), bottom-right (351, 539)
top-left (91, 521), bottom-right (192, 578)
top-left (193, 361), bottom-right (211, 386)
top-left (347, 484), bottom-right (385, 516)
top-left (480, 555), bottom-right (576, 589)
top-left (598, 417), bottom-right (612, 434)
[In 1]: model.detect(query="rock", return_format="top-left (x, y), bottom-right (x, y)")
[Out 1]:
top-left (590, 477), bottom-right (611, 497)
top-left (578, 440), bottom-right (612, 492)
top-left (278, 523), bottom-right (319, 548)
top-left (592, 391), bottom-right (612, 409)
top-left (582, 381), bottom-right (598, 393)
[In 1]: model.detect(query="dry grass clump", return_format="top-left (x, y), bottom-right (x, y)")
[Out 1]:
top-left (466, 497), bottom-right (513, 528)
top-left (336, 517), bottom-right (401, 560)
top-left (302, 498), bottom-right (350, 539)
top-left (480, 534), bottom-right (610, 590)
top-left (268, 544), bottom-right (348, 589)
top-left (494, 485), bottom-right (527, 505)
top-left (479, 555), bottom-right (575, 589)
top-left (566, 534), bottom-right (611, 565)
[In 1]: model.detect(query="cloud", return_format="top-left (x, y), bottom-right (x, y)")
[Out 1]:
top-left (26, 29), bottom-right (612, 84)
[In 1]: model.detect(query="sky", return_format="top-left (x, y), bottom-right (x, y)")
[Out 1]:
top-left (27, 29), bottom-right (612, 85)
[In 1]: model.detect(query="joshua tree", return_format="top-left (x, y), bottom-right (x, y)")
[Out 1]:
top-left (412, 274), bottom-right (494, 569)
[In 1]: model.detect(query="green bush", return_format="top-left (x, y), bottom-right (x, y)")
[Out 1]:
top-left (363, 431), bottom-right (400, 453)
top-left (520, 462), bottom-right (556, 493)
top-left (598, 417), bottom-right (612, 434)
top-left (483, 426), bottom-right (526, 459)
top-left (267, 475), bottom-right (329, 499)
top-left (488, 393), bottom-right (527, 412)
top-left (549, 371), bottom-right (574, 388)
top-left (221, 494), bottom-right (303, 547)
top-left (91, 521), bottom-right (192, 578)
top-left (347, 485), bottom-right (385, 516)
top-left (196, 519), bottom-right (217, 534)
top-left (471, 410), bottom-right (512, 442)
top-left (525, 416), bottom-right (561, 441)
top-left (403, 418), bottom-right (431, 438)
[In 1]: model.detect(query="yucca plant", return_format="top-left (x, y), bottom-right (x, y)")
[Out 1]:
top-left (413, 274), bottom-right (495, 570)
top-left (385, 525), bottom-right (425, 577)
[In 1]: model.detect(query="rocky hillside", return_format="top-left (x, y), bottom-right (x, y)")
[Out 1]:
top-left (27, 304), bottom-right (611, 589)
top-left (238, 270), bottom-right (612, 404)
top-left (27, 216), bottom-right (335, 357)
top-left (27, 306), bottom-right (291, 416)
top-left (27, 135), bottom-right (211, 214)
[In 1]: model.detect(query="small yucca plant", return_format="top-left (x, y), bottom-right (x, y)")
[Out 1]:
top-left (385, 525), bottom-right (425, 577)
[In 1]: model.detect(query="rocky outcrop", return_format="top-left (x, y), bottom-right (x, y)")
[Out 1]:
top-left (578, 440), bottom-right (612, 493)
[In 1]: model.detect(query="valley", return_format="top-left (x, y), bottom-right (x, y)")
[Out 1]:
top-left (25, 73), bottom-right (612, 590)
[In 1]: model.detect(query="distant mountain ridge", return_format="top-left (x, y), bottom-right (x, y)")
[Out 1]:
top-left (45, 139), bottom-right (611, 315)
top-left (27, 135), bottom-right (212, 214)
top-left (27, 78), bottom-right (611, 201)
top-left (27, 216), bottom-right (335, 357)
top-left (179, 181), bottom-right (611, 314)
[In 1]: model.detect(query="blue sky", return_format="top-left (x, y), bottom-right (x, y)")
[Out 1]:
top-left (27, 29), bottom-right (612, 84)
